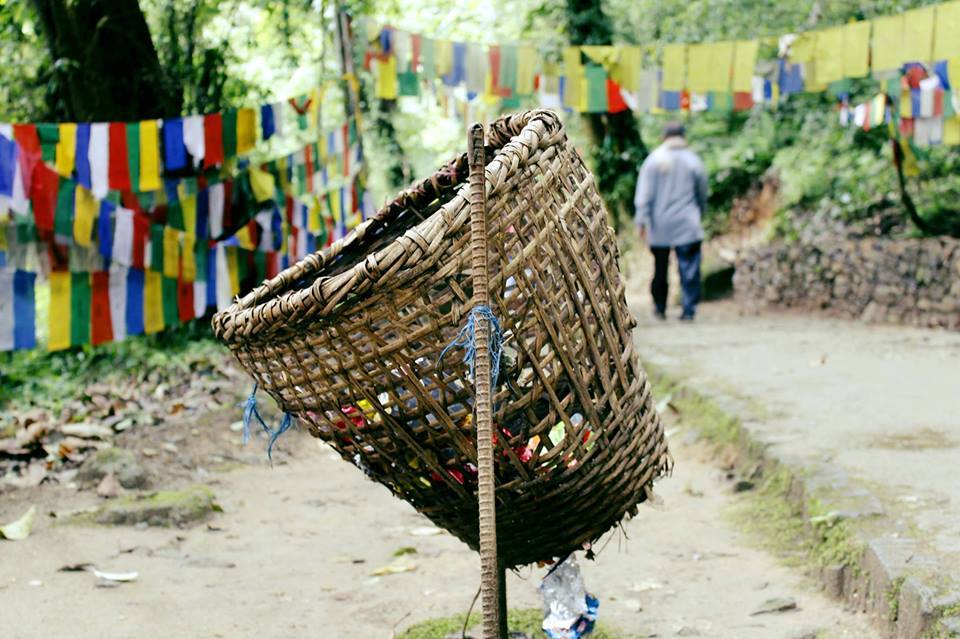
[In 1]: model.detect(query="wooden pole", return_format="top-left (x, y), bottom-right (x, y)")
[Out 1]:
top-left (467, 123), bottom-right (501, 639)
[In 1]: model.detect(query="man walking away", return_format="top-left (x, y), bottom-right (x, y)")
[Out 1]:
top-left (634, 121), bottom-right (708, 321)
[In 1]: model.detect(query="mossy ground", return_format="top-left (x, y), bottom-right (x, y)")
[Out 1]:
top-left (649, 368), bottom-right (864, 573)
top-left (397, 607), bottom-right (631, 639)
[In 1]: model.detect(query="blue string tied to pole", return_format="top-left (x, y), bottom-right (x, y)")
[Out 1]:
top-left (438, 304), bottom-right (504, 386)
top-left (241, 383), bottom-right (295, 461)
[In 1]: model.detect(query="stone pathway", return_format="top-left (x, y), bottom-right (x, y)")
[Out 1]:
top-left (628, 279), bottom-right (960, 635)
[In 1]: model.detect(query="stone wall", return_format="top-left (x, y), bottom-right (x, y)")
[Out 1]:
top-left (733, 237), bottom-right (960, 330)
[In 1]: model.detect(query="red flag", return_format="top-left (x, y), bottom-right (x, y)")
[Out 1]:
top-left (203, 113), bottom-right (224, 168)
top-left (30, 163), bottom-right (58, 232)
top-left (606, 80), bottom-right (628, 113)
top-left (733, 92), bottom-right (754, 112)
top-left (304, 145), bottom-right (314, 192)
top-left (411, 34), bottom-right (421, 70)
top-left (108, 122), bottom-right (131, 190)
top-left (177, 279), bottom-right (195, 323)
top-left (285, 195), bottom-right (294, 226)
top-left (266, 252), bottom-right (279, 279)
top-left (91, 271), bottom-right (114, 345)
top-left (132, 214), bottom-right (150, 269)
top-left (12, 124), bottom-right (40, 194)
top-left (13, 124), bottom-right (40, 155)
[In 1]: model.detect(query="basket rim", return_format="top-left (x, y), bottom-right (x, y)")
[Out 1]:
top-left (211, 109), bottom-right (565, 345)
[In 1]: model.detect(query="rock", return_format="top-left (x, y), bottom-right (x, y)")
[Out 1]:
top-left (96, 472), bottom-right (123, 498)
top-left (88, 485), bottom-right (221, 528)
top-left (77, 448), bottom-right (149, 489)
top-left (750, 597), bottom-right (798, 616)
top-left (60, 422), bottom-right (113, 439)
top-left (733, 479), bottom-right (755, 493)
top-left (676, 626), bottom-right (701, 636)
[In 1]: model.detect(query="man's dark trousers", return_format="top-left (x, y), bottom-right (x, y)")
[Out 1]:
top-left (651, 241), bottom-right (702, 318)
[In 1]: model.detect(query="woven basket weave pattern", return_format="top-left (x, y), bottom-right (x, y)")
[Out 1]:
top-left (213, 110), bottom-right (669, 567)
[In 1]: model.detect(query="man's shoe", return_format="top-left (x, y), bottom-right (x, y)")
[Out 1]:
top-left (653, 309), bottom-right (667, 321)
top-left (679, 312), bottom-right (695, 321)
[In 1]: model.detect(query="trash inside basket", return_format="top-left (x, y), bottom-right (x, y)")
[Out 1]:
top-left (212, 110), bottom-right (670, 567)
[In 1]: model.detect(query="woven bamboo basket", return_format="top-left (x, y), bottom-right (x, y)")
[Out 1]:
top-left (212, 110), bottom-right (670, 568)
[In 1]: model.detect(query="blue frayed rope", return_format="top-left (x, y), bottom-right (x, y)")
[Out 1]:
top-left (241, 383), bottom-right (295, 460)
top-left (438, 305), bottom-right (503, 385)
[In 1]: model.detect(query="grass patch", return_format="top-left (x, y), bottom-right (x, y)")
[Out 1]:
top-left (652, 367), bottom-right (865, 576)
top-left (647, 367), bottom-right (742, 447)
top-left (398, 607), bottom-right (633, 639)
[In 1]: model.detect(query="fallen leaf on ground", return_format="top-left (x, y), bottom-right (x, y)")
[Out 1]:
top-left (370, 557), bottom-right (416, 576)
top-left (0, 505), bottom-right (37, 540)
top-left (750, 596), bottom-right (798, 616)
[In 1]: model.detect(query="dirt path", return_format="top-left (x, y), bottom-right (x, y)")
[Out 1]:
top-left (2, 418), bottom-right (876, 638)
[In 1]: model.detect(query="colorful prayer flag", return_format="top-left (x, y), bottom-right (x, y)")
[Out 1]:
top-left (55, 123), bottom-right (77, 178)
top-left (144, 270), bottom-right (164, 334)
top-left (162, 118), bottom-right (187, 171)
top-left (732, 40), bottom-right (759, 93)
top-left (48, 271), bottom-right (71, 351)
top-left (842, 21), bottom-right (870, 79)
top-left (662, 44), bottom-right (686, 92)
top-left (88, 123), bottom-right (109, 198)
top-left (236, 108), bottom-right (256, 155)
top-left (73, 185), bottom-right (97, 247)
top-left (139, 120), bottom-right (161, 192)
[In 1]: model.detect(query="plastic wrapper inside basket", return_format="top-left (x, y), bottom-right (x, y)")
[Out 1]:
top-left (211, 110), bottom-right (670, 568)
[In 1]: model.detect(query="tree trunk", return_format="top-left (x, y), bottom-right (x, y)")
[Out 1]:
top-left (565, 0), bottom-right (646, 231)
top-left (31, 0), bottom-right (182, 121)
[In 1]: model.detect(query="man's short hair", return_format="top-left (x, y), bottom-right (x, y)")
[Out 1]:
top-left (663, 121), bottom-right (686, 138)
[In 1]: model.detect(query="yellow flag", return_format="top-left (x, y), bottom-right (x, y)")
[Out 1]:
top-left (55, 123), bottom-right (77, 178)
top-left (139, 120), bottom-right (161, 192)
top-left (934, 1), bottom-right (960, 60)
top-left (661, 44), bottom-right (686, 91)
top-left (181, 194), bottom-right (197, 236)
top-left (237, 108), bottom-right (256, 155)
top-left (900, 89), bottom-right (913, 119)
top-left (227, 247), bottom-right (240, 296)
top-left (708, 41), bottom-right (734, 92)
top-left (249, 167), bottom-right (276, 202)
top-left (686, 43), bottom-right (712, 93)
top-left (162, 227), bottom-right (180, 279)
top-left (563, 47), bottom-right (585, 110)
top-left (308, 197), bottom-right (321, 233)
top-left (789, 33), bottom-right (816, 63)
top-left (943, 55), bottom-right (960, 88)
top-left (902, 5), bottom-right (935, 63)
top-left (944, 117), bottom-right (960, 146)
top-left (182, 234), bottom-right (196, 283)
top-left (233, 225), bottom-right (256, 251)
top-left (48, 272), bottom-right (71, 351)
top-left (376, 55), bottom-right (398, 100)
top-left (732, 40), bottom-right (758, 93)
top-left (144, 270), bottom-right (164, 334)
top-left (516, 46), bottom-right (537, 94)
top-left (73, 186), bottom-right (97, 247)
top-left (435, 40), bottom-right (453, 77)
top-left (614, 46), bottom-right (642, 92)
top-left (843, 21), bottom-right (871, 79)
top-left (813, 26), bottom-right (844, 85)
top-left (871, 15), bottom-right (904, 72)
